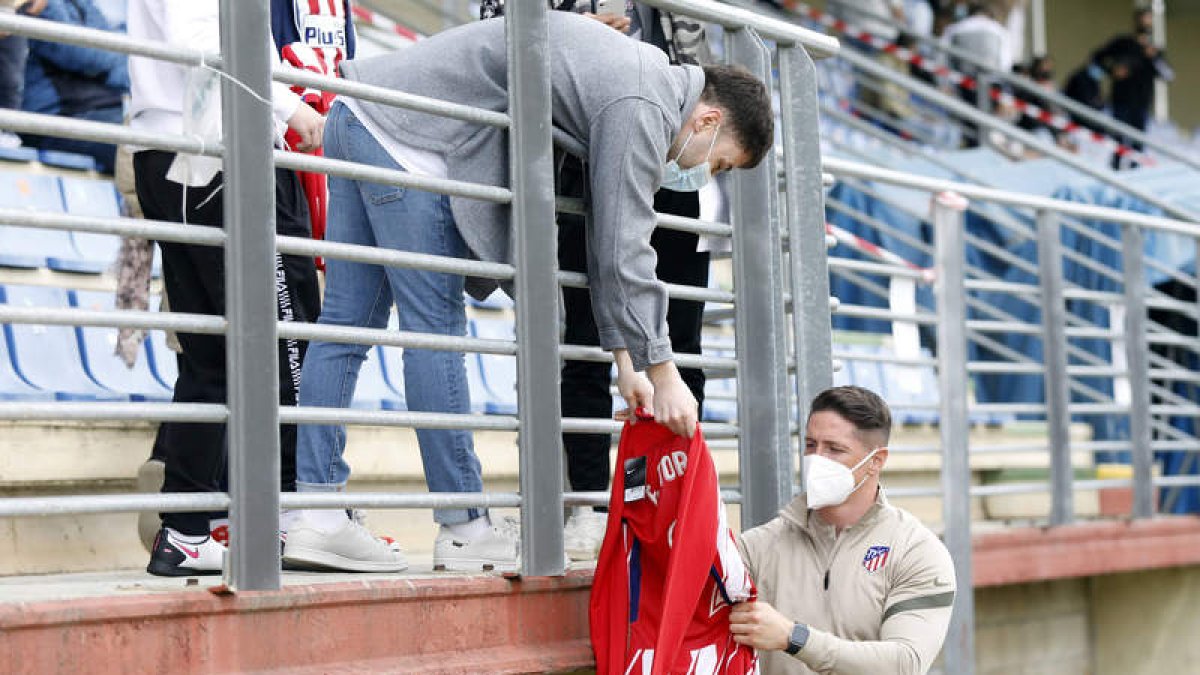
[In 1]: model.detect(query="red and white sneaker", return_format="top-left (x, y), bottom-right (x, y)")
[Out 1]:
top-left (146, 527), bottom-right (225, 577)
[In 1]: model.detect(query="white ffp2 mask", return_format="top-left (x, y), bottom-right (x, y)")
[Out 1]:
top-left (803, 448), bottom-right (880, 509)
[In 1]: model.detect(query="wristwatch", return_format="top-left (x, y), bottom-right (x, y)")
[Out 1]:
top-left (784, 622), bottom-right (810, 656)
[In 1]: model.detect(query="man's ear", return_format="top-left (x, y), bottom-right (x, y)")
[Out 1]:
top-left (872, 446), bottom-right (889, 474)
top-left (700, 106), bottom-right (723, 130)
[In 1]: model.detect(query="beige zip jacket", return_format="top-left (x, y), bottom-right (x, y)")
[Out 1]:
top-left (738, 490), bottom-right (955, 675)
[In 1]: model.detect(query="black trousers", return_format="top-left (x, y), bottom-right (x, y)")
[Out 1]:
top-left (558, 159), bottom-right (709, 495)
top-left (134, 150), bottom-right (320, 535)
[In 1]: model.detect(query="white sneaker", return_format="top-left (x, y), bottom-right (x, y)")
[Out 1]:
top-left (282, 518), bottom-right (409, 572)
top-left (146, 527), bottom-right (226, 577)
top-left (563, 510), bottom-right (608, 561)
top-left (433, 522), bottom-right (519, 573)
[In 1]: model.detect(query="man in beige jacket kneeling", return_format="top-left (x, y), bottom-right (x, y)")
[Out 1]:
top-left (732, 386), bottom-right (956, 675)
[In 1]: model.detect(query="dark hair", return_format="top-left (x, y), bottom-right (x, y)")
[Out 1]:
top-left (699, 64), bottom-right (774, 169)
top-left (809, 386), bottom-right (892, 445)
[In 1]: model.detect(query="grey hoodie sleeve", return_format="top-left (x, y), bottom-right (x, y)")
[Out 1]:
top-left (585, 96), bottom-right (674, 371)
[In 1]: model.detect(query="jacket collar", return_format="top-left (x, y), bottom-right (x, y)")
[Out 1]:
top-left (780, 486), bottom-right (891, 536)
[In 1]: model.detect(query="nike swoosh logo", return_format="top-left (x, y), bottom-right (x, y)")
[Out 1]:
top-left (176, 543), bottom-right (200, 559)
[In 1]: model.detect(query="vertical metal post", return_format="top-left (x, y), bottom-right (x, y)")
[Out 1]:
top-left (779, 43), bottom-right (833, 492)
top-left (219, 0), bottom-right (280, 590)
top-left (506, 0), bottom-right (563, 575)
top-left (728, 29), bottom-right (792, 529)
top-left (933, 192), bottom-right (974, 675)
top-left (1036, 210), bottom-right (1074, 525)
top-left (1122, 223), bottom-right (1154, 519)
top-left (1031, 0), bottom-right (1047, 57)
top-left (1151, 0), bottom-right (1169, 122)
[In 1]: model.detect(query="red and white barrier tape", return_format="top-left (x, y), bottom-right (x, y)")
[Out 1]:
top-left (351, 5), bottom-right (420, 42)
top-left (826, 222), bottom-right (937, 283)
top-left (781, 0), bottom-right (1154, 165)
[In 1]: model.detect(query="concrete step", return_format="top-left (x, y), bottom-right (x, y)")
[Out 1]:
top-left (0, 420), bottom-right (1099, 575)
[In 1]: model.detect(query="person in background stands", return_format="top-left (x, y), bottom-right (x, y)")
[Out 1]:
top-left (19, 0), bottom-right (126, 172)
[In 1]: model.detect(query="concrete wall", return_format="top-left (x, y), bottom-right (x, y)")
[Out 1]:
top-left (970, 565), bottom-right (1200, 674)
top-left (1092, 565), bottom-right (1200, 675)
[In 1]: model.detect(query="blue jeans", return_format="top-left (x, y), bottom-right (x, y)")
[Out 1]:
top-left (296, 102), bottom-right (482, 525)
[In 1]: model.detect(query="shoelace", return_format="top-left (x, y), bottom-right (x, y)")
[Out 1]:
top-left (351, 508), bottom-right (401, 551)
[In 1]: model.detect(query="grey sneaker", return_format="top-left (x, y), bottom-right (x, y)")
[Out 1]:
top-left (433, 522), bottom-right (519, 573)
top-left (563, 510), bottom-right (608, 561)
top-left (282, 518), bottom-right (409, 572)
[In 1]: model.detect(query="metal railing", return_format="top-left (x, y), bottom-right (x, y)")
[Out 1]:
top-left (0, 0), bottom-right (836, 586)
top-left (3, 3), bottom-right (1200, 673)
top-left (818, 150), bottom-right (1200, 673)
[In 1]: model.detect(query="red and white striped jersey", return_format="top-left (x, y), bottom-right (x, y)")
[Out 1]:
top-left (591, 416), bottom-right (759, 675)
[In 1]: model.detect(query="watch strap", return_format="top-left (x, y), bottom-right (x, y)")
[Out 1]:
top-left (784, 622), bottom-right (809, 655)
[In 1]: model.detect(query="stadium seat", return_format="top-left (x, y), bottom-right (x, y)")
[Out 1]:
top-left (56, 176), bottom-right (123, 274)
top-left (353, 346), bottom-right (407, 411)
top-left (467, 318), bottom-right (518, 415)
top-left (144, 324), bottom-right (178, 392)
top-left (0, 145), bottom-right (39, 163)
top-left (37, 149), bottom-right (96, 172)
top-left (68, 290), bottom-right (173, 401)
top-left (880, 347), bottom-right (940, 425)
top-left (0, 316), bottom-right (53, 401)
top-left (0, 172), bottom-right (78, 269)
top-left (0, 285), bottom-right (125, 400)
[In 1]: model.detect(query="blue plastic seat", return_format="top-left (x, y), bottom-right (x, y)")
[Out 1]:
top-left (0, 172), bottom-right (77, 269)
top-left (880, 347), bottom-right (940, 425)
top-left (145, 324), bottom-right (178, 392)
top-left (0, 285), bottom-right (125, 400)
top-left (56, 176), bottom-right (124, 274)
top-left (353, 346), bottom-right (406, 411)
top-left (0, 145), bottom-right (39, 163)
top-left (467, 319), bottom-right (518, 415)
top-left (38, 149), bottom-right (96, 172)
top-left (68, 290), bottom-right (173, 401)
top-left (0, 315), bottom-right (53, 401)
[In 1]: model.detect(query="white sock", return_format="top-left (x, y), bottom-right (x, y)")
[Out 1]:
top-left (299, 508), bottom-right (351, 534)
top-left (166, 527), bottom-right (208, 545)
top-left (442, 515), bottom-right (491, 542)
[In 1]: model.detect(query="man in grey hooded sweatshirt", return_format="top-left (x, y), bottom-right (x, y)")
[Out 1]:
top-left (283, 11), bottom-right (774, 574)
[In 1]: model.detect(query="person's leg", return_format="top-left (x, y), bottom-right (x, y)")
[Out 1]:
top-left (272, 167), bottom-right (319, 495)
top-left (295, 103), bottom-right (393, 494)
top-left (282, 103), bottom-right (408, 573)
top-left (651, 189), bottom-right (708, 409)
top-left (558, 158), bottom-right (615, 498)
top-left (134, 150), bottom-right (229, 538)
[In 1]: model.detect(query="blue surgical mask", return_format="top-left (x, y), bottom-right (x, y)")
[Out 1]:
top-left (660, 126), bottom-right (720, 192)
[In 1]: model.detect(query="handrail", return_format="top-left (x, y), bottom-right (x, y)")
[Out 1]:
top-left (823, 157), bottom-right (1200, 236)
top-left (0, 12), bottom-right (511, 129)
top-left (644, 0), bottom-right (839, 56)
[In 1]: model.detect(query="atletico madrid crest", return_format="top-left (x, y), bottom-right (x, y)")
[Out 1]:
top-left (862, 545), bottom-right (890, 573)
